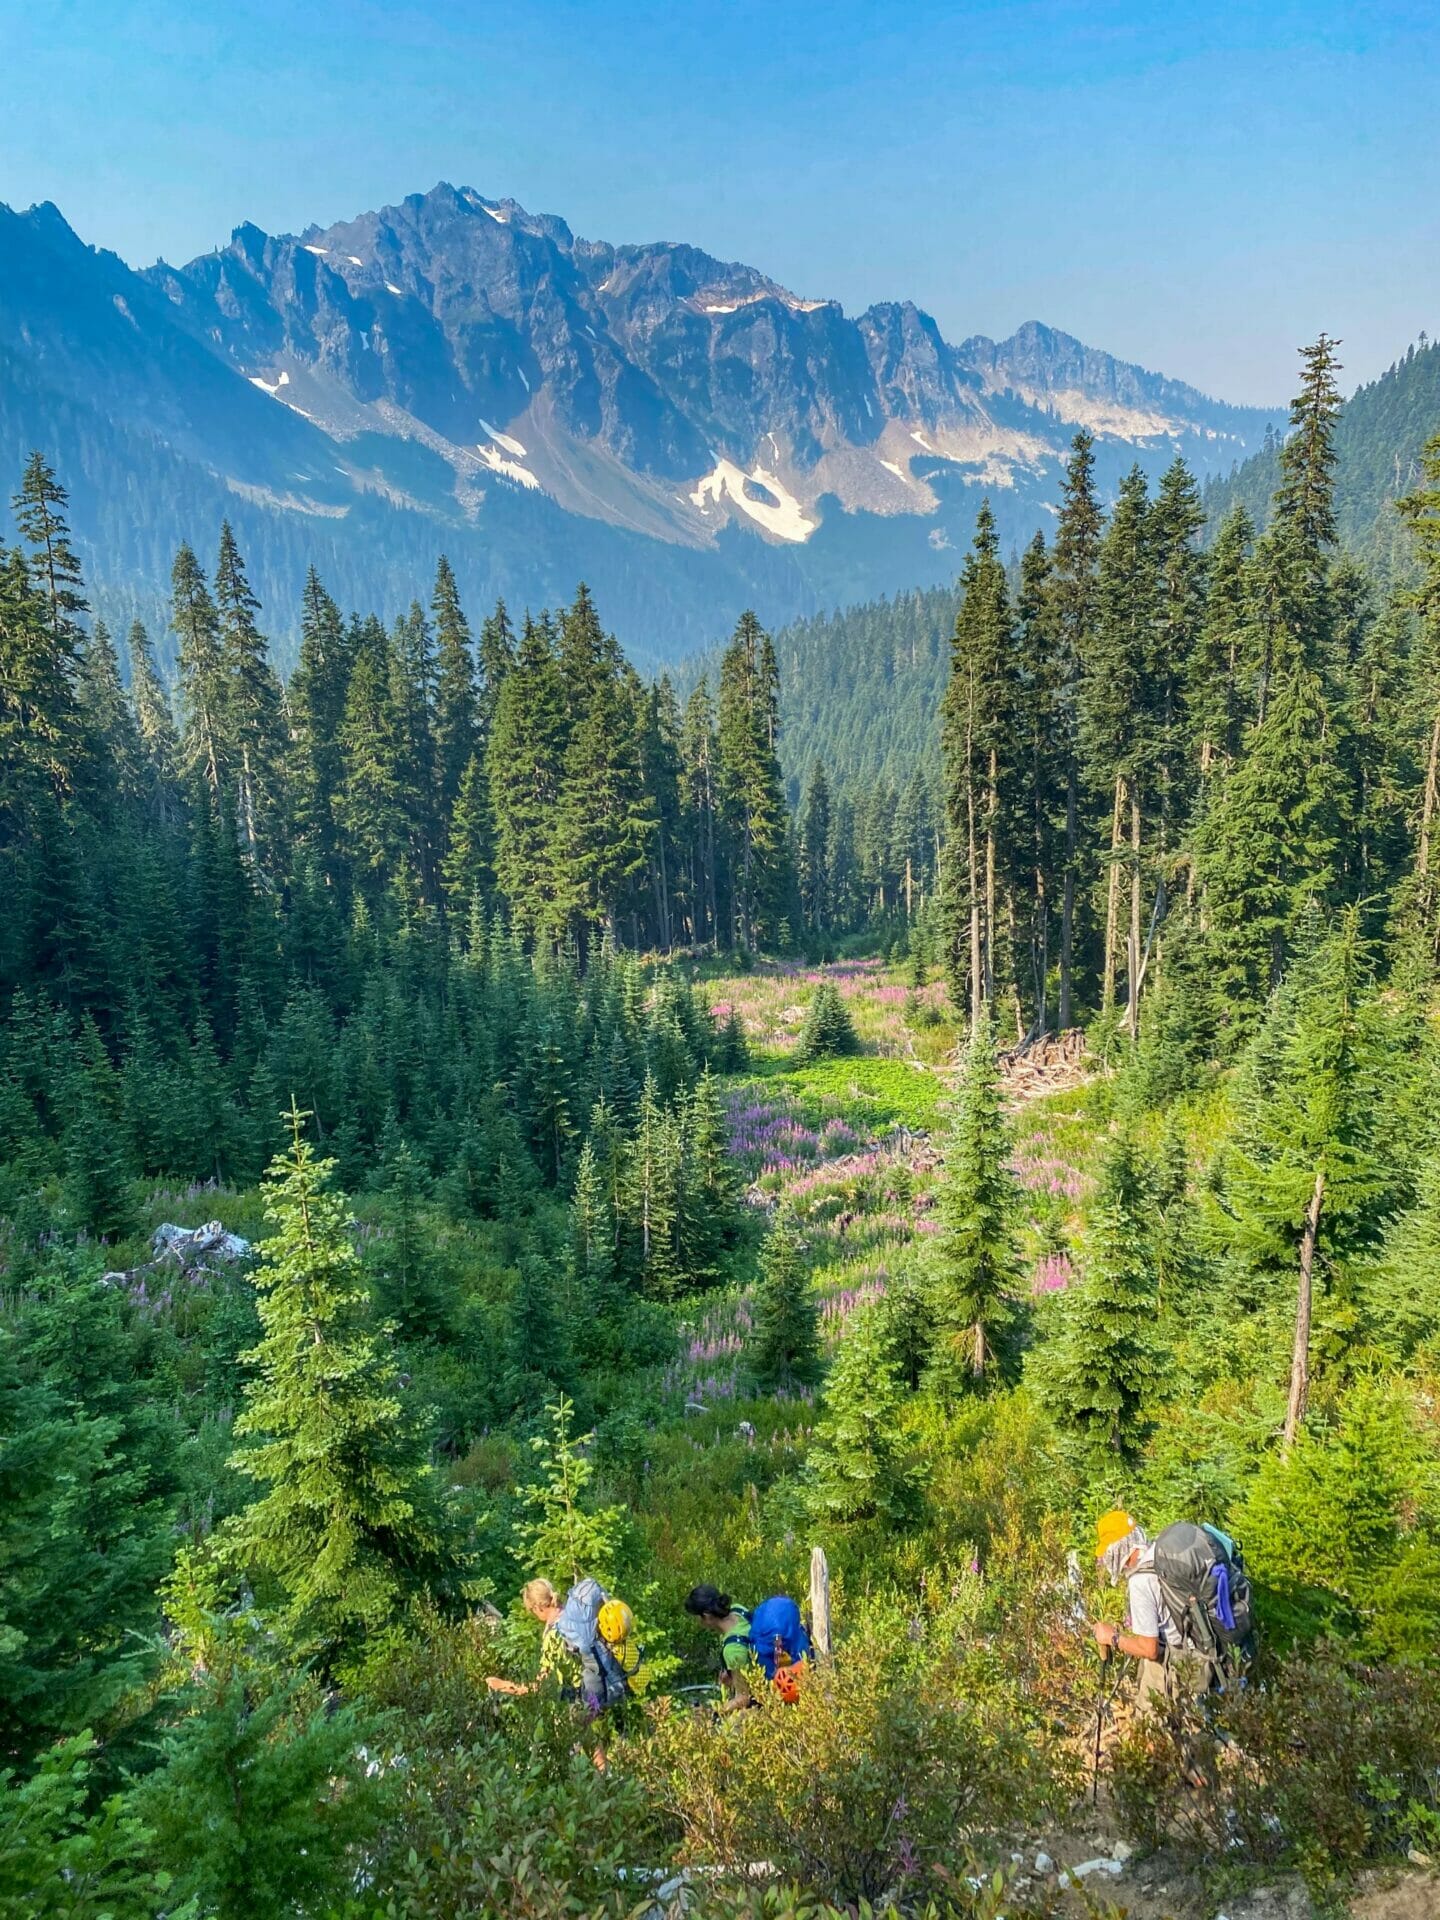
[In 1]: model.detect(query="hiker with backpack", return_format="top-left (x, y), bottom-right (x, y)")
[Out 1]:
top-left (685, 1584), bottom-right (811, 1709)
top-left (1091, 1509), bottom-right (1254, 1710)
top-left (488, 1576), bottom-right (637, 1714)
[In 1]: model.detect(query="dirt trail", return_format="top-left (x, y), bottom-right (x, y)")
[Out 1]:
top-left (1003, 1814), bottom-right (1438, 1920)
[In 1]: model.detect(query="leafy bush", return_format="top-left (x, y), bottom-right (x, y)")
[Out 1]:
top-left (1110, 1646), bottom-right (1440, 1887)
top-left (1236, 1378), bottom-right (1440, 1656)
top-left (639, 1607), bottom-right (1068, 1904)
top-left (0, 1735), bottom-right (172, 1920)
top-left (129, 1670), bottom-right (388, 1920)
top-left (663, 1876), bottom-right (1071, 1920)
top-left (366, 1697), bottom-right (667, 1920)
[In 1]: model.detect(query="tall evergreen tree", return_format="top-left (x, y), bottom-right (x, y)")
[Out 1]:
top-left (13, 452), bottom-right (87, 652)
top-left (1225, 914), bottom-right (1389, 1448)
top-left (941, 501), bottom-right (1014, 1018)
top-left (2, 472), bottom-right (83, 811)
top-left (1014, 530), bottom-right (1059, 1034)
top-left (642, 676), bottom-right (685, 950)
top-left (172, 543), bottom-right (227, 799)
top-left (716, 612), bottom-right (790, 950)
top-left (336, 617), bottom-right (407, 894)
top-left (1048, 432), bottom-right (1104, 1026)
top-left (1044, 1127), bottom-right (1164, 1473)
top-left (287, 569), bottom-right (351, 878)
top-left (214, 523), bottom-right (286, 872)
top-left (489, 613), bottom-right (567, 942)
top-left (1082, 466), bottom-right (1153, 1026)
top-left (555, 597), bottom-right (656, 952)
top-left (125, 618), bottom-right (182, 821)
top-left (1146, 455), bottom-right (1207, 937)
top-left (680, 677), bottom-right (721, 945)
top-left (749, 1214), bottom-right (820, 1394)
top-left (389, 600), bottom-right (440, 902)
top-left (1273, 334), bottom-right (1345, 559)
top-left (798, 761), bottom-right (833, 934)
top-left (431, 555), bottom-right (477, 823)
top-left (225, 1115), bottom-right (462, 1657)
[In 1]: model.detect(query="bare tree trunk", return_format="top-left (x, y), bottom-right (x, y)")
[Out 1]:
top-left (1033, 867), bottom-right (1049, 1038)
top-left (1283, 1168), bottom-right (1326, 1452)
top-left (972, 1319), bottom-right (987, 1378)
top-left (1005, 889), bottom-right (1025, 1040)
top-left (984, 746), bottom-right (999, 1011)
top-left (967, 767), bottom-right (982, 1025)
top-left (239, 744), bottom-right (258, 860)
top-left (809, 1546), bottom-right (832, 1662)
top-left (1102, 775), bottom-right (1125, 1011)
top-left (1059, 777), bottom-right (1077, 1029)
top-left (1127, 789), bottom-right (1143, 1041)
top-left (1418, 701), bottom-right (1440, 901)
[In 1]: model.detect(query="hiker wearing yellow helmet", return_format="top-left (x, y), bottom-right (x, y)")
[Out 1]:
top-left (487, 1577), bottom-right (632, 1712)
top-left (1091, 1510), bottom-right (1209, 1714)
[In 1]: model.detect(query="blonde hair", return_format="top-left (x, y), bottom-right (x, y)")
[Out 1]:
top-left (521, 1578), bottom-right (558, 1615)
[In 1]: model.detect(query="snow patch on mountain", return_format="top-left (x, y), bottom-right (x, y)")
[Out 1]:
top-left (1009, 386), bottom-right (1189, 443)
top-left (480, 419), bottom-right (527, 458)
top-left (476, 443), bottom-right (539, 489)
top-left (689, 459), bottom-right (815, 543)
top-left (385, 281), bottom-right (403, 295)
top-left (302, 244), bottom-right (329, 256)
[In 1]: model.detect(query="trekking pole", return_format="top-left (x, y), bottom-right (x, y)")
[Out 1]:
top-left (1091, 1650), bottom-right (1110, 1806)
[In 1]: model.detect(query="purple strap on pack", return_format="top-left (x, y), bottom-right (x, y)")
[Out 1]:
top-left (1212, 1562), bottom-right (1236, 1632)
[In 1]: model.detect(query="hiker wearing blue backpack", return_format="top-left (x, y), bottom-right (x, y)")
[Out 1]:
top-left (685, 1585), bottom-right (812, 1709)
top-left (1092, 1509), bottom-right (1255, 1709)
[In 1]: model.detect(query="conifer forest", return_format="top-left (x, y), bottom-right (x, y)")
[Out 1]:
top-left (3, 329), bottom-right (1440, 1920)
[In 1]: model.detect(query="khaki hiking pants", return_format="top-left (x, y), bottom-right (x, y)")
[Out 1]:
top-left (1137, 1648), bottom-right (1213, 1710)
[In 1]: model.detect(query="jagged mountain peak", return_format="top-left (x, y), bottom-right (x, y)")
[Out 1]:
top-left (2, 182), bottom-right (1288, 664)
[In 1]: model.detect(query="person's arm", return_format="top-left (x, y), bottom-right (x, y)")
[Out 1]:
top-left (1092, 1619), bottom-right (1160, 1663)
top-left (717, 1665), bottom-right (753, 1714)
top-left (716, 1629), bottom-right (755, 1713)
top-left (1093, 1574), bottom-right (1161, 1663)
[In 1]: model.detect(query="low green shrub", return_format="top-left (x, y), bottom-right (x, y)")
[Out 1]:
top-left (0, 1735), bottom-right (173, 1920)
top-left (639, 1604), bottom-right (1070, 1905)
top-left (1110, 1646), bottom-right (1440, 1889)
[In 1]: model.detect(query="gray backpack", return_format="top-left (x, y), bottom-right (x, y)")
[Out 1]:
top-left (1153, 1521), bottom-right (1254, 1659)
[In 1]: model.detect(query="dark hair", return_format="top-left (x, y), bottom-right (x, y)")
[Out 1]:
top-left (685, 1584), bottom-right (732, 1619)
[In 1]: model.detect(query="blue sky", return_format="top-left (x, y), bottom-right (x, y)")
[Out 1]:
top-left (2, 0), bottom-right (1436, 404)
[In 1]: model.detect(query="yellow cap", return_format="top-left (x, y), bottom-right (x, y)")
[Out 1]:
top-left (1095, 1509), bottom-right (1136, 1559)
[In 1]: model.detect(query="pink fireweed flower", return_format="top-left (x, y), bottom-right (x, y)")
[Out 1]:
top-left (1032, 1250), bottom-right (1075, 1294)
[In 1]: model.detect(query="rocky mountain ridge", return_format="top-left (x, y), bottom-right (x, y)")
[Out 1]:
top-left (1, 183), bottom-right (1282, 660)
